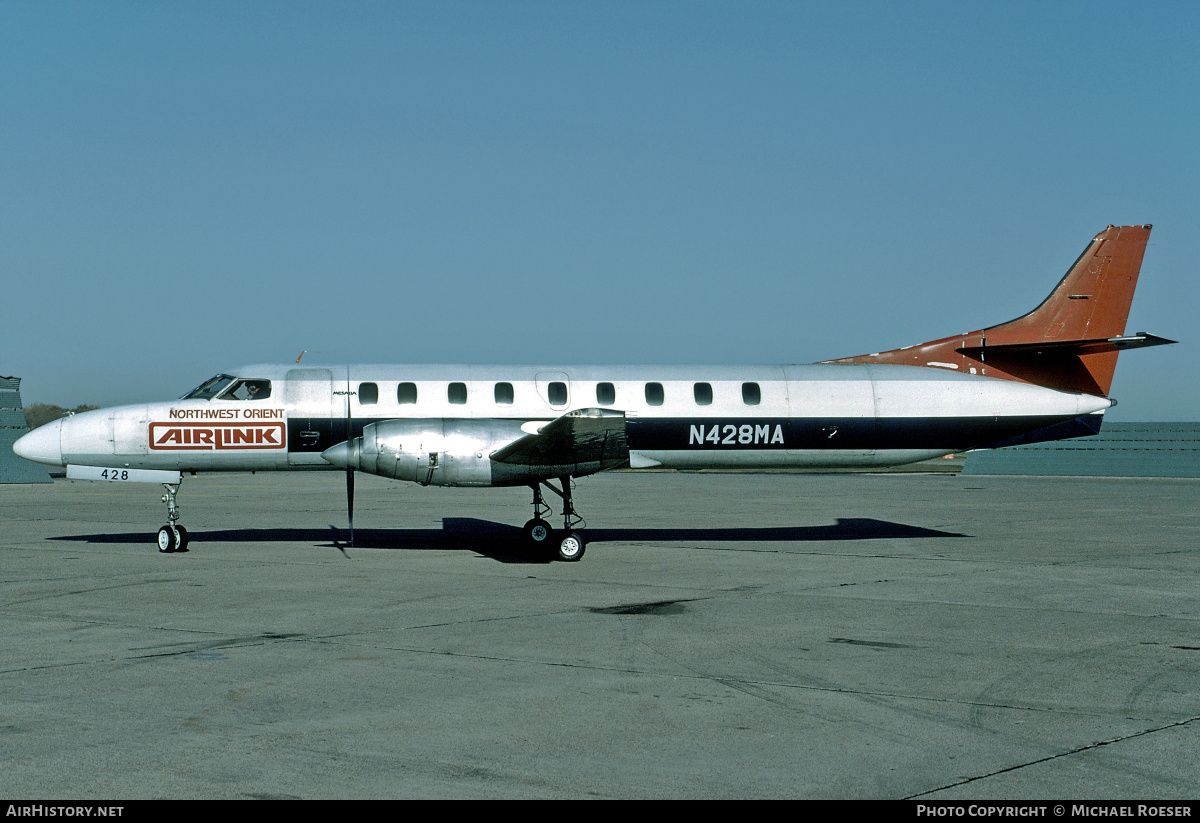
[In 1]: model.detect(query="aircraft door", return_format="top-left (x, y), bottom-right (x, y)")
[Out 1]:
top-left (112, 405), bottom-right (149, 456)
top-left (285, 368), bottom-right (335, 466)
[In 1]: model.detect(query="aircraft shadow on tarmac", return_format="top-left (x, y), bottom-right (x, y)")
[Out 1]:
top-left (54, 517), bottom-right (967, 564)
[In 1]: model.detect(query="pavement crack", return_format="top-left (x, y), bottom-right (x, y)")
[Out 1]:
top-left (0, 578), bottom-right (181, 608)
top-left (126, 632), bottom-right (305, 660)
top-left (307, 636), bottom-right (1140, 721)
top-left (0, 632), bottom-right (307, 674)
top-left (905, 714), bottom-right (1200, 799)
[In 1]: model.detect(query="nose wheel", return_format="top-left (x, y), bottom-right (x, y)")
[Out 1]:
top-left (524, 479), bottom-right (586, 561)
top-left (157, 482), bottom-right (189, 553)
top-left (157, 524), bottom-right (189, 553)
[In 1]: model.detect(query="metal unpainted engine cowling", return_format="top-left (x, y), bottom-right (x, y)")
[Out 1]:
top-left (345, 419), bottom-right (523, 486)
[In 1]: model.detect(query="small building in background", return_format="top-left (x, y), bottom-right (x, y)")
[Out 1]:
top-left (1, 377), bottom-right (52, 484)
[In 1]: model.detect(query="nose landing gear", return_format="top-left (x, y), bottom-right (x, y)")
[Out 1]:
top-left (157, 482), bottom-right (189, 553)
top-left (522, 478), bottom-right (586, 561)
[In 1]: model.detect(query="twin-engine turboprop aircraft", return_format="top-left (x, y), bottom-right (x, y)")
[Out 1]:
top-left (14, 224), bottom-right (1173, 560)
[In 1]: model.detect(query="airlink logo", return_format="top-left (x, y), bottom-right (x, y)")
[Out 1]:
top-left (149, 421), bottom-right (287, 450)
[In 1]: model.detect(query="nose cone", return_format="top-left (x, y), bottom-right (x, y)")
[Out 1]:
top-left (13, 418), bottom-right (65, 466)
top-left (321, 440), bottom-right (357, 469)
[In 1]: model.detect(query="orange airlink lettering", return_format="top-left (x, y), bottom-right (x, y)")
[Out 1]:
top-left (149, 421), bottom-right (287, 451)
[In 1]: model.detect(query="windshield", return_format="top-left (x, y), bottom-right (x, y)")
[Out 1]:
top-left (182, 374), bottom-right (236, 400)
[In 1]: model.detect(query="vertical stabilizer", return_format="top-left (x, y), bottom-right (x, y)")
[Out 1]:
top-left (985, 223), bottom-right (1151, 345)
top-left (823, 225), bottom-right (1165, 396)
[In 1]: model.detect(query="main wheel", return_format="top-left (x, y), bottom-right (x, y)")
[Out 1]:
top-left (157, 526), bottom-right (177, 553)
top-left (557, 531), bottom-right (585, 562)
top-left (173, 525), bottom-right (189, 553)
top-left (523, 518), bottom-right (553, 546)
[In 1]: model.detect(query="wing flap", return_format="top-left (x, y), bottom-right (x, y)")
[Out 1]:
top-left (491, 408), bottom-right (628, 470)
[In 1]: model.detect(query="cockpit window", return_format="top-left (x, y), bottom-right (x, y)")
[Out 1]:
top-left (220, 379), bottom-right (272, 401)
top-left (183, 374), bottom-right (237, 400)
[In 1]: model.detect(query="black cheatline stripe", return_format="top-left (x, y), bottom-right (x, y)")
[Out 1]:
top-left (626, 415), bottom-right (1089, 451)
top-left (287, 413), bottom-right (1099, 454)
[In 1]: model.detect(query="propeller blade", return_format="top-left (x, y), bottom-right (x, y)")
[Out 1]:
top-left (346, 466), bottom-right (355, 547)
top-left (345, 366), bottom-right (354, 546)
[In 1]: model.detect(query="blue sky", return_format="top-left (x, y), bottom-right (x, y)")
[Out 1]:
top-left (3, 1), bottom-right (1196, 420)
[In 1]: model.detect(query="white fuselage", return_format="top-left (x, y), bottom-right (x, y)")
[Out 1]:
top-left (16, 362), bottom-right (1113, 486)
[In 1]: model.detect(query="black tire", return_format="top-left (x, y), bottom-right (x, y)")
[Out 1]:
top-left (557, 531), bottom-right (585, 562)
top-left (173, 526), bottom-right (189, 553)
top-left (157, 526), bottom-right (177, 553)
top-left (523, 518), bottom-right (553, 546)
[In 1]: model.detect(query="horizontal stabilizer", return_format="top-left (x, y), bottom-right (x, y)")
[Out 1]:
top-left (956, 332), bottom-right (1176, 358)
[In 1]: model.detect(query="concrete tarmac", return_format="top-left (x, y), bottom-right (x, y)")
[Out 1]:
top-left (1, 469), bottom-right (1197, 799)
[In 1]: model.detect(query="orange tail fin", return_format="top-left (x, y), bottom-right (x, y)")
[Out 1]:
top-left (824, 224), bottom-right (1172, 395)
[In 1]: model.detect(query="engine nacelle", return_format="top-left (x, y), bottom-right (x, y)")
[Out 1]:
top-left (336, 419), bottom-right (529, 487)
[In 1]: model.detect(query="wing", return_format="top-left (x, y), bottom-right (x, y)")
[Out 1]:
top-left (491, 408), bottom-right (628, 475)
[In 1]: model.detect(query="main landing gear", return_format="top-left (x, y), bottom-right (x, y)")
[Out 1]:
top-left (156, 481), bottom-right (189, 553)
top-left (523, 478), bottom-right (586, 561)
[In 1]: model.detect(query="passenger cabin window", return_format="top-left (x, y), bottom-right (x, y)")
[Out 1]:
top-left (221, 379), bottom-right (272, 401)
top-left (596, 382), bottom-right (615, 406)
top-left (742, 382), bottom-right (761, 406)
top-left (693, 382), bottom-right (713, 406)
top-left (495, 382), bottom-right (514, 405)
top-left (548, 381), bottom-right (567, 407)
top-left (358, 382), bottom-right (378, 405)
top-left (448, 382), bottom-right (468, 405)
top-left (397, 382), bottom-right (417, 404)
top-left (645, 382), bottom-right (664, 406)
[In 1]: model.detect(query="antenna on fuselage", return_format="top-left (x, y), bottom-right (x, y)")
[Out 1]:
top-left (295, 350), bottom-right (307, 363)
